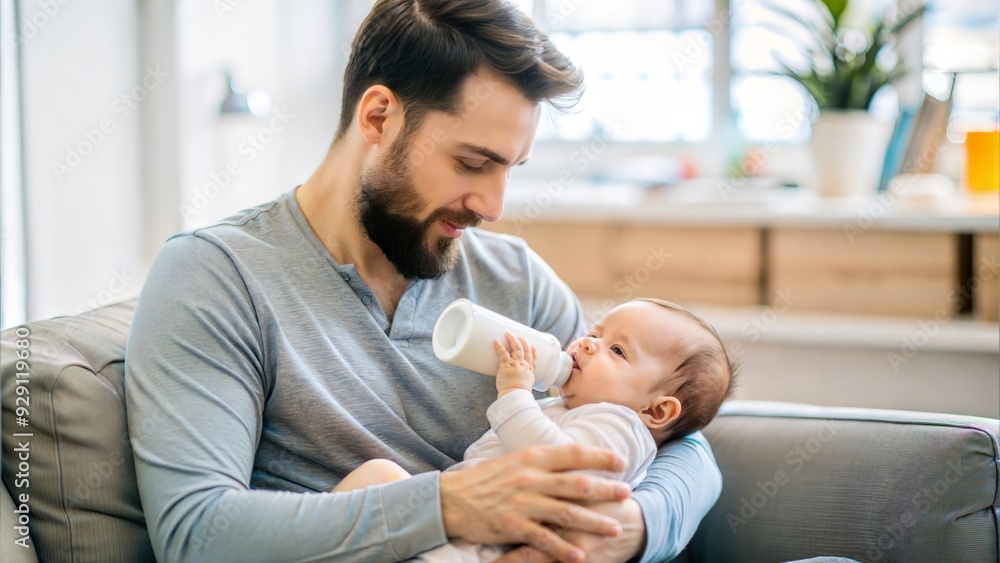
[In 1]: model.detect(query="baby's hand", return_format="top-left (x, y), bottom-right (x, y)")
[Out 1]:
top-left (494, 332), bottom-right (537, 396)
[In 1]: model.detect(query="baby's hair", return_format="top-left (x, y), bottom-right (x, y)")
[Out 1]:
top-left (634, 298), bottom-right (740, 441)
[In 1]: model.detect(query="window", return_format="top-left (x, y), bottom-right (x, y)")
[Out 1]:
top-left (528, 0), bottom-right (717, 143)
top-left (525, 0), bottom-right (997, 146)
top-left (1, 0), bottom-right (27, 329)
top-left (922, 0), bottom-right (999, 133)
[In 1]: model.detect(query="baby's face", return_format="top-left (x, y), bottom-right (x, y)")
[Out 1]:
top-left (559, 301), bottom-right (708, 414)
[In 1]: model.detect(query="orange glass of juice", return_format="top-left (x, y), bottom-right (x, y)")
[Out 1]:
top-left (965, 130), bottom-right (1000, 191)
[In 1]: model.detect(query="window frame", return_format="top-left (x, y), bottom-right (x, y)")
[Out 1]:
top-left (1, 0), bottom-right (28, 329)
top-left (520, 0), bottom-right (733, 179)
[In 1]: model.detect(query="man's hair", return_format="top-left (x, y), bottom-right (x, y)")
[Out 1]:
top-left (636, 298), bottom-right (740, 441)
top-left (335, 0), bottom-right (583, 142)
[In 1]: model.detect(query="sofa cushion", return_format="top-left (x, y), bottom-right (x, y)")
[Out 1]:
top-left (1, 483), bottom-right (38, 563)
top-left (690, 400), bottom-right (1000, 563)
top-left (1, 301), bottom-right (153, 562)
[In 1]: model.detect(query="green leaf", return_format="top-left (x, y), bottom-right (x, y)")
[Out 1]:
top-left (762, 0), bottom-right (925, 110)
top-left (886, 3), bottom-right (927, 36)
top-left (761, 0), bottom-right (836, 52)
top-left (821, 0), bottom-right (849, 28)
top-left (859, 20), bottom-right (886, 75)
top-left (756, 21), bottom-right (833, 59)
top-left (773, 54), bottom-right (830, 107)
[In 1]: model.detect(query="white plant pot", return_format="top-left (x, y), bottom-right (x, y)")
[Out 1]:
top-left (810, 111), bottom-right (892, 198)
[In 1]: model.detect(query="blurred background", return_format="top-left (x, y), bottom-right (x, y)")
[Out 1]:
top-left (1, 0), bottom-right (997, 416)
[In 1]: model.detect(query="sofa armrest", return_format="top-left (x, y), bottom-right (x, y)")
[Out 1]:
top-left (686, 400), bottom-right (999, 563)
top-left (1, 483), bottom-right (39, 563)
top-left (1, 300), bottom-right (153, 562)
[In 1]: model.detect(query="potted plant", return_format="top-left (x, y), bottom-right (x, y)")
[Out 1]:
top-left (768, 0), bottom-right (926, 197)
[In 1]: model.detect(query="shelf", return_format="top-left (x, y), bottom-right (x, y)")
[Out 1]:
top-left (503, 180), bottom-right (1000, 233)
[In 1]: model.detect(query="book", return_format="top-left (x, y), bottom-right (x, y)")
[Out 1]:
top-left (898, 80), bottom-right (956, 176)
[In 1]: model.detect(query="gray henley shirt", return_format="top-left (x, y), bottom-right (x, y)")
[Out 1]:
top-left (124, 188), bottom-right (721, 562)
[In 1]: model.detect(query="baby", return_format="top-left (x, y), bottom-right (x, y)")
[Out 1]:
top-left (331, 298), bottom-right (739, 560)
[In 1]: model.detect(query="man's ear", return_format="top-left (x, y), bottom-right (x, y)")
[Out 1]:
top-left (641, 395), bottom-right (681, 429)
top-left (356, 85), bottom-right (402, 146)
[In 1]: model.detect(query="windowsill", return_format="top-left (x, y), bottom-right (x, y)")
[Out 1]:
top-left (504, 180), bottom-right (1000, 233)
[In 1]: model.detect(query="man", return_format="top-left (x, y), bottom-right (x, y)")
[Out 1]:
top-left (124, 1), bottom-right (722, 561)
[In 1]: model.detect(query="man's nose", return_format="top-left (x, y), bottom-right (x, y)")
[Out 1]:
top-left (464, 176), bottom-right (505, 223)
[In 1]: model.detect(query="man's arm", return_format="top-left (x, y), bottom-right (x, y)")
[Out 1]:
top-left (496, 432), bottom-right (723, 563)
top-left (126, 235), bottom-right (450, 562)
top-left (127, 235), bottom-right (634, 563)
top-left (631, 432), bottom-right (722, 562)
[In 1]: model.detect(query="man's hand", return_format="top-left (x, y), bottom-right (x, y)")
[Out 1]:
top-left (440, 445), bottom-right (632, 563)
top-left (494, 332), bottom-right (537, 396)
top-left (496, 499), bottom-right (647, 563)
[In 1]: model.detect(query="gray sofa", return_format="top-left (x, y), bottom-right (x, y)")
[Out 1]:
top-left (2, 301), bottom-right (998, 562)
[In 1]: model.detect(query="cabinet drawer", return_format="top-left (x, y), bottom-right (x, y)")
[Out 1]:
top-left (769, 230), bottom-right (959, 318)
top-left (974, 233), bottom-right (999, 322)
top-left (483, 221), bottom-right (617, 296)
top-left (615, 226), bottom-right (760, 305)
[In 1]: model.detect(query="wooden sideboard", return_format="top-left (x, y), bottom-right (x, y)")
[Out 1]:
top-left (484, 186), bottom-right (999, 322)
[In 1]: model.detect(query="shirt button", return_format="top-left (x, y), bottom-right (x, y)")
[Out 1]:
top-left (362, 295), bottom-right (372, 305)
top-left (340, 273), bottom-right (350, 282)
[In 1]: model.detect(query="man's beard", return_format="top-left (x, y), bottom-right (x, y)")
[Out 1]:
top-left (357, 137), bottom-right (481, 280)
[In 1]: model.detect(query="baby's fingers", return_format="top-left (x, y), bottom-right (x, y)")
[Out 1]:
top-left (505, 332), bottom-right (525, 357)
top-left (494, 338), bottom-right (512, 360)
top-left (517, 336), bottom-right (537, 363)
top-left (518, 337), bottom-right (533, 356)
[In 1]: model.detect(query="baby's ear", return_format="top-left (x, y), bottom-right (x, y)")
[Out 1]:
top-left (641, 395), bottom-right (681, 429)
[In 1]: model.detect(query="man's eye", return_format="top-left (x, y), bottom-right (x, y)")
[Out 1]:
top-left (457, 160), bottom-right (485, 173)
top-left (611, 345), bottom-right (625, 357)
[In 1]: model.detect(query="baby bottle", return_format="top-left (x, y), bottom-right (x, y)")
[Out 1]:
top-left (432, 298), bottom-right (573, 391)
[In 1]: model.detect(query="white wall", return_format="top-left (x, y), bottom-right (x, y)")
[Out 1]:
top-left (14, 0), bottom-right (366, 323)
top-left (20, 0), bottom-right (145, 320)
top-left (173, 0), bottom-right (348, 231)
